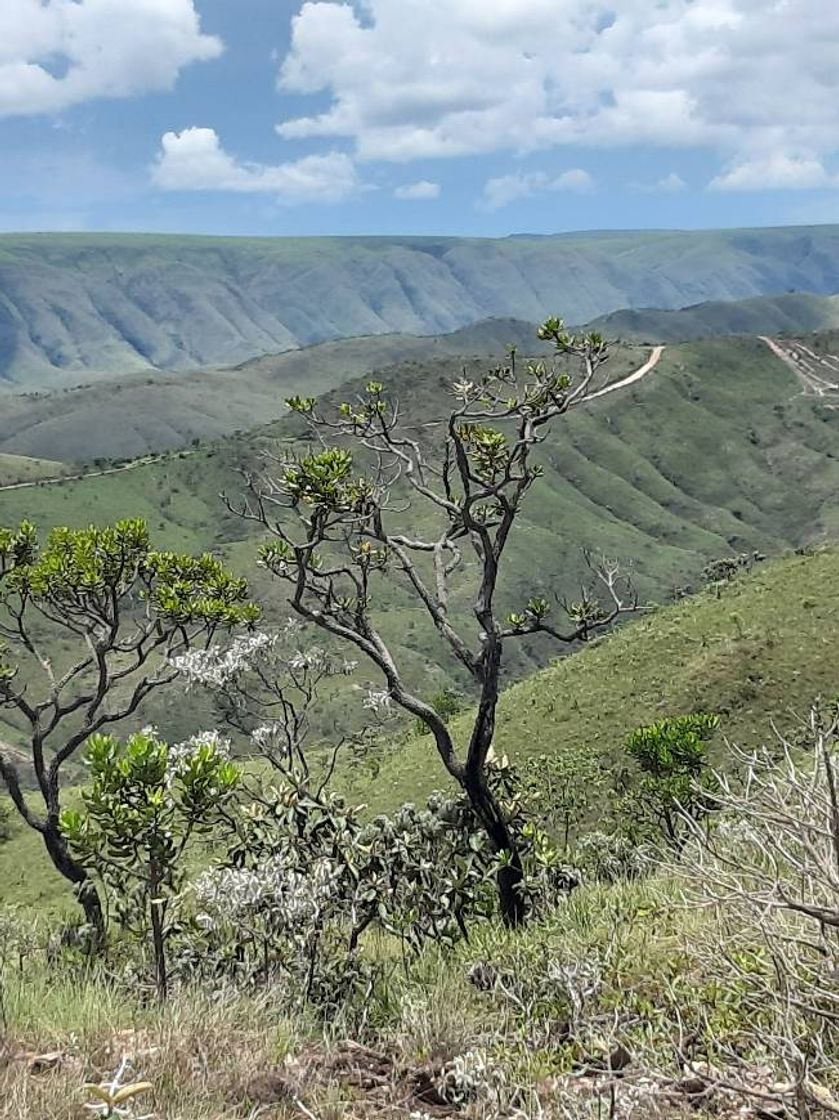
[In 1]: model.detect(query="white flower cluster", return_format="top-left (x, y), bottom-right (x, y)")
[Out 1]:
top-left (361, 686), bottom-right (392, 714)
top-left (452, 378), bottom-right (476, 401)
top-left (288, 646), bottom-right (328, 671)
top-left (170, 631), bottom-right (276, 689)
top-left (171, 628), bottom-right (357, 692)
top-left (287, 646), bottom-right (357, 676)
top-left (166, 729), bottom-right (231, 782)
top-left (193, 856), bottom-right (341, 935)
top-left (250, 723), bottom-right (283, 754)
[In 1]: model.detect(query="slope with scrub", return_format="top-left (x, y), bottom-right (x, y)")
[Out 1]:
top-left (2, 545), bottom-right (836, 915)
top-left (0, 334), bottom-right (836, 738)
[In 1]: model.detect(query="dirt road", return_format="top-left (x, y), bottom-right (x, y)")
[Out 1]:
top-left (759, 336), bottom-right (839, 400)
top-left (588, 345), bottom-right (665, 400)
top-left (0, 346), bottom-right (667, 494)
top-left (0, 453), bottom-right (178, 494)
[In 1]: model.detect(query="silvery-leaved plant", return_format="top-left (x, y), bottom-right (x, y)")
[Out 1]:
top-left (170, 623), bottom-right (366, 791)
top-left (438, 1049), bottom-right (507, 1107)
top-left (169, 630), bottom-right (276, 689)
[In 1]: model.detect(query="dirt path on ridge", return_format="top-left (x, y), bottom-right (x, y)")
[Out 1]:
top-left (0, 346), bottom-right (667, 494)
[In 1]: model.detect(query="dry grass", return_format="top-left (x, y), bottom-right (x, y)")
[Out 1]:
top-left (0, 873), bottom-right (821, 1120)
top-left (1, 983), bottom-right (304, 1120)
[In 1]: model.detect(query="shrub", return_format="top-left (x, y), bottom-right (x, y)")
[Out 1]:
top-left (620, 713), bottom-right (719, 850)
top-left (62, 729), bottom-right (240, 999)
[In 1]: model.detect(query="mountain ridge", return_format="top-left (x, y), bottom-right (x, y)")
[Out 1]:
top-left (5, 225), bottom-right (839, 386)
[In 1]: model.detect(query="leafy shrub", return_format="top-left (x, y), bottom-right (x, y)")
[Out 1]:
top-left (413, 687), bottom-right (463, 736)
top-left (620, 713), bottom-right (720, 850)
top-left (701, 551), bottom-right (765, 587)
top-left (189, 779), bottom-right (498, 1011)
top-left (62, 729), bottom-right (240, 998)
top-left (178, 756), bottom-right (576, 1013)
top-left (519, 748), bottom-right (604, 852)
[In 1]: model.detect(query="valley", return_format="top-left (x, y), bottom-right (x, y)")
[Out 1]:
top-left (0, 252), bottom-right (837, 1120)
top-left (1, 312), bottom-right (836, 756)
top-left (5, 2), bottom-right (839, 1113)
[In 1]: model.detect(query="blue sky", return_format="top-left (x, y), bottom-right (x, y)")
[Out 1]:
top-left (2, 0), bottom-right (839, 237)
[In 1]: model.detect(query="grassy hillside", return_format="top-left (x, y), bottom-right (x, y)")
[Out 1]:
top-left (4, 226), bottom-right (839, 385)
top-left (589, 291), bottom-right (839, 342)
top-left (0, 332), bottom-right (837, 748)
top-left (3, 547), bottom-right (836, 915)
top-left (0, 452), bottom-right (66, 486)
top-left (362, 547), bottom-right (839, 812)
top-left (0, 318), bottom-right (547, 463)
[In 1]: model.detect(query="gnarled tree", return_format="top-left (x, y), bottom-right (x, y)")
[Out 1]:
top-left (0, 518), bottom-right (258, 938)
top-left (233, 319), bottom-right (637, 925)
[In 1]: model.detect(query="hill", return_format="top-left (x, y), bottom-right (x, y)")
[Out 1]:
top-left (3, 545), bottom-right (836, 913)
top-left (0, 332), bottom-right (837, 751)
top-left (589, 291), bottom-right (839, 342)
top-left (0, 452), bottom-right (67, 486)
top-left (362, 547), bottom-right (839, 812)
top-left (6, 288), bottom-right (839, 465)
top-left (5, 226), bottom-right (839, 386)
top-left (0, 318), bottom-right (547, 463)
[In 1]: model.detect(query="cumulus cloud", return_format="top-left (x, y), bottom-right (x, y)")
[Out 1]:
top-left (0, 0), bottom-right (221, 117)
top-left (479, 168), bottom-right (593, 211)
top-left (656, 172), bottom-right (688, 193)
top-left (152, 127), bottom-right (360, 203)
top-left (710, 154), bottom-right (836, 191)
top-left (393, 180), bottom-right (441, 200)
top-left (634, 171), bottom-right (688, 193)
top-left (275, 0), bottom-right (839, 188)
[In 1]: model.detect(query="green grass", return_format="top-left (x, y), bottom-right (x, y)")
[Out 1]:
top-left (360, 547), bottom-right (839, 812)
top-left (0, 870), bottom-right (798, 1119)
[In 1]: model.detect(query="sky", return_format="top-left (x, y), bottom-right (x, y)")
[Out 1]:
top-left (2, 0), bottom-right (839, 238)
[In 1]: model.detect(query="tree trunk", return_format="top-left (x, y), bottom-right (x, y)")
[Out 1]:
top-left (463, 770), bottom-right (526, 928)
top-left (42, 818), bottom-right (105, 947)
top-left (149, 864), bottom-right (168, 1001)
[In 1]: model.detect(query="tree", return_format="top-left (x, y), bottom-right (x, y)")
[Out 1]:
top-left (173, 624), bottom-right (370, 785)
top-left (62, 729), bottom-right (240, 999)
top-left (623, 712), bottom-right (719, 849)
top-left (0, 519), bottom-right (258, 939)
top-left (232, 318), bottom-right (637, 925)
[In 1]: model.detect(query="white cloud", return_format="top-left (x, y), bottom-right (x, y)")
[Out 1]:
top-left (656, 172), bottom-right (688, 193)
top-left (152, 128), bottom-right (360, 203)
top-left (554, 169), bottom-right (594, 193)
top-left (479, 168), bottom-right (593, 211)
top-left (275, 0), bottom-right (839, 188)
top-left (710, 154), bottom-right (836, 191)
top-left (394, 180), bottom-right (440, 200)
top-left (0, 0), bottom-right (222, 118)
